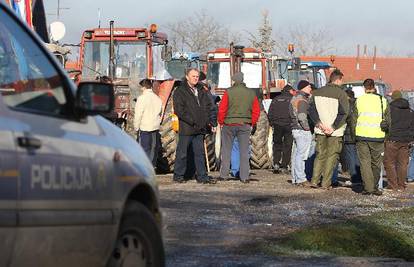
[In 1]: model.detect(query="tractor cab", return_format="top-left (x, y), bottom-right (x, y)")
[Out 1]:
top-left (206, 45), bottom-right (269, 100)
top-left (76, 22), bottom-right (173, 134)
top-left (166, 52), bottom-right (202, 80)
top-left (287, 59), bottom-right (331, 89)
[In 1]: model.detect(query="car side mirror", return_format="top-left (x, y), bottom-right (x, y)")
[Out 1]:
top-left (75, 82), bottom-right (114, 116)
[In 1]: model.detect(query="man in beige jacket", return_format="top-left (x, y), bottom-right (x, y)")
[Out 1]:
top-left (308, 69), bottom-right (349, 189)
top-left (134, 78), bottom-right (163, 166)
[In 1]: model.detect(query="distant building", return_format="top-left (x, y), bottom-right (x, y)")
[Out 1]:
top-left (302, 56), bottom-right (414, 92)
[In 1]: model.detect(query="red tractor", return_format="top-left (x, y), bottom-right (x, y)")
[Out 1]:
top-left (74, 22), bottom-right (179, 172)
top-left (206, 44), bottom-right (274, 169)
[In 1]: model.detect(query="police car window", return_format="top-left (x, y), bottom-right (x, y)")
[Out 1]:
top-left (0, 9), bottom-right (67, 116)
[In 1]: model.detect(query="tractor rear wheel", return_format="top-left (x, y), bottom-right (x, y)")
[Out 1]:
top-left (250, 110), bottom-right (271, 169)
top-left (156, 97), bottom-right (177, 173)
top-left (205, 133), bottom-right (217, 171)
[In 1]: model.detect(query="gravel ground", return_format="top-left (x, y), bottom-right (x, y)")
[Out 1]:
top-left (157, 170), bottom-right (414, 267)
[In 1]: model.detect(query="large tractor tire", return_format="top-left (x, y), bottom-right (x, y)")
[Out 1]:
top-left (250, 110), bottom-right (271, 169)
top-left (205, 133), bottom-right (217, 171)
top-left (156, 97), bottom-right (177, 173)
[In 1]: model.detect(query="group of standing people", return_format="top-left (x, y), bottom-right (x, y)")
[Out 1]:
top-left (133, 66), bottom-right (414, 193)
top-left (268, 70), bottom-right (414, 194)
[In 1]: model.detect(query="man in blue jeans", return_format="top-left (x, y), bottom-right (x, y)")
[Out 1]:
top-left (289, 80), bottom-right (313, 185)
top-left (230, 137), bottom-right (252, 178)
top-left (231, 137), bottom-right (240, 178)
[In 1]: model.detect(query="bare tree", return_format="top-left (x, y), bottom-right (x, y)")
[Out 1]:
top-left (165, 10), bottom-right (240, 53)
top-left (273, 24), bottom-right (335, 57)
top-left (247, 10), bottom-right (276, 53)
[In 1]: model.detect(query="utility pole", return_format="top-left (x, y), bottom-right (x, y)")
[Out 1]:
top-left (56, 0), bottom-right (70, 20)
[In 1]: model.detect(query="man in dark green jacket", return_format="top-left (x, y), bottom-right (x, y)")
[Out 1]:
top-left (218, 72), bottom-right (260, 183)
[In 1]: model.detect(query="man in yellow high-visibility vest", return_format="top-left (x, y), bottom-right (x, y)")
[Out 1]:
top-left (353, 78), bottom-right (388, 195)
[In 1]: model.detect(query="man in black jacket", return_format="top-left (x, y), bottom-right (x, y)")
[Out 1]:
top-left (268, 85), bottom-right (294, 173)
top-left (173, 68), bottom-right (216, 184)
top-left (383, 90), bottom-right (414, 191)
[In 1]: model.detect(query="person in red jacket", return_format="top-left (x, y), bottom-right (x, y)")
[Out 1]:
top-left (218, 72), bottom-right (260, 183)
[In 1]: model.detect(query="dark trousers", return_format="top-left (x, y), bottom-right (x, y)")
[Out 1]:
top-left (138, 130), bottom-right (160, 166)
top-left (342, 143), bottom-right (362, 184)
top-left (174, 134), bottom-right (208, 180)
top-left (220, 125), bottom-right (251, 181)
top-left (272, 124), bottom-right (293, 168)
top-left (384, 141), bottom-right (409, 190)
top-left (356, 141), bottom-right (384, 193)
top-left (311, 135), bottom-right (343, 188)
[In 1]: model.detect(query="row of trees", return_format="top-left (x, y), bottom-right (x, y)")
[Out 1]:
top-left (165, 10), bottom-right (334, 56)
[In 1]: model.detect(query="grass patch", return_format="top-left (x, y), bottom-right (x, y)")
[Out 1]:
top-left (263, 207), bottom-right (414, 261)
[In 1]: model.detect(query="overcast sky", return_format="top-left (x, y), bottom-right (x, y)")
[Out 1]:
top-left (43, 0), bottom-right (414, 57)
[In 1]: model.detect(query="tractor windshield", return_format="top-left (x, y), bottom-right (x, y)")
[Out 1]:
top-left (82, 41), bottom-right (147, 81)
top-left (207, 62), bottom-right (231, 88)
top-left (287, 69), bottom-right (315, 89)
top-left (207, 61), bottom-right (263, 89)
top-left (241, 61), bottom-right (262, 88)
top-left (288, 68), bottom-right (328, 89)
top-left (166, 59), bottom-right (198, 80)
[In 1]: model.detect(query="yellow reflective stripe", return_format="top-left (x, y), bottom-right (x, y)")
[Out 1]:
top-left (359, 112), bottom-right (382, 118)
top-left (356, 122), bottom-right (381, 128)
top-left (0, 170), bottom-right (19, 177)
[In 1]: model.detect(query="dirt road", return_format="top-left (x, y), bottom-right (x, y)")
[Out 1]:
top-left (157, 170), bottom-right (414, 266)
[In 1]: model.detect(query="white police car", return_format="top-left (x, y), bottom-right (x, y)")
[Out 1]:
top-left (0, 3), bottom-right (164, 267)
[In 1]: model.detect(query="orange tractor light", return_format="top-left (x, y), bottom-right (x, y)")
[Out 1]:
top-left (288, 44), bottom-right (294, 54)
top-left (149, 24), bottom-right (158, 33)
top-left (330, 54), bottom-right (336, 64)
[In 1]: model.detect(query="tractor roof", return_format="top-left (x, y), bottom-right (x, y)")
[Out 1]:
top-left (172, 52), bottom-right (200, 61)
top-left (301, 61), bottom-right (331, 69)
top-left (81, 27), bottom-right (168, 43)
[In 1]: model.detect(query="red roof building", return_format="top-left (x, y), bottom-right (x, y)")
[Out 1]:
top-left (301, 56), bottom-right (414, 91)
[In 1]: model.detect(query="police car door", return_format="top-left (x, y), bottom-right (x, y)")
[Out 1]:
top-left (0, 110), bottom-right (18, 266)
top-left (0, 6), bottom-right (113, 267)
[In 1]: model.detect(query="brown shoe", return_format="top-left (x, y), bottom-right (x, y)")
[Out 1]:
top-left (296, 181), bottom-right (311, 187)
top-left (309, 182), bottom-right (319, 188)
top-left (320, 185), bottom-right (333, 190)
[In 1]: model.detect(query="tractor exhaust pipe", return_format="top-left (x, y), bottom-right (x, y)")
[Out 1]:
top-left (229, 42), bottom-right (244, 80)
top-left (109, 20), bottom-right (115, 80)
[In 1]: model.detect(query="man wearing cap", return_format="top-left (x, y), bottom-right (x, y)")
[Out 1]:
top-left (268, 84), bottom-right (294, 174)
top-left (308, 69), bottom-right (349, 189)
top-left (289, 80), bottom-right (313, 185)
top-left (218, 72), bottom-right (260, 183)
top-left (353, 78), bottom-right (388, 195)
top-left (383, 90), bottom-right (414, 191)
top-left (173, 68), bottom-right (216, 184)
top-left (134, 78), bottom-right (163, 167)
